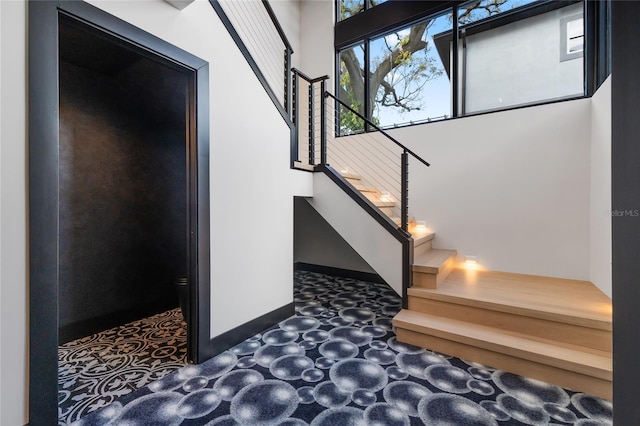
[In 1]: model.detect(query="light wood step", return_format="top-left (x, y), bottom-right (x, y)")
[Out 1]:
top-left (342, 172), bottom-right (361, 180)
top-left (293, 161), bottom-right (315, 172)
top-left (409, 269), bottom-right (612, 331)
top-left (412, 231), bottom-right (434, 251)
top-left (412, 249), bottom-right (456, 289)
top-left (352, 182), bottom-right (377, 192)
top-left (393, 309), bottom-right (612, 400)
top-left (407, 295), bottom-right (611, 352)
top-left (361, 191), bottom-right (395, 206)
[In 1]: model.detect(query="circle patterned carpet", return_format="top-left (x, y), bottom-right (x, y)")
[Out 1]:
top-left (71, 270), bottom-right (612, 425)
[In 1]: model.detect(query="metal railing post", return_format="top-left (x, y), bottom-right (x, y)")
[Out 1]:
top-left (308, 83), bottom-right (315, 165)
top-left (292, 71), bottom-right (299, 163)
top-left (320, 81), bottom-right (327, 165)
top-left (284, 48), bottom-right (291, 114)
top-left (401, 150), bottom-right (409, 232)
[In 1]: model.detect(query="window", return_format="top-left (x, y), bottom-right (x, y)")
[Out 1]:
top-left (337, 0), bottom-right (590, 130)
top-left (561, 14), bottom-right (584, 61)
top-left (458, 0), bottom-right (585, 113)
top-left (339, 0), bottom-right (364, 21)
top-left (338, 44), bottom-right (366, 134)
top-left (337, 10), bottom-right (453, 133)
top-left (338, 0), bottom-right (389, 22)
top-left (369, 13), bottom-right (452, 128)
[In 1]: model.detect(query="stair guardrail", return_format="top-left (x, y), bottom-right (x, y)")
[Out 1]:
top-left (210, 0), bottom-right (294, 121)
top-left (291, 71), bottom-right (431, 233)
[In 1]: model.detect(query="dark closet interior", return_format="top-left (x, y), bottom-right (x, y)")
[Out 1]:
top-left (58, 16), bottom-right (189, 343)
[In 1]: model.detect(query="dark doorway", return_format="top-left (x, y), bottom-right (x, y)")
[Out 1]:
top-left (29, 2), bottom-right (211, 424)
top-left (58, 15), bottom-right (188, 344)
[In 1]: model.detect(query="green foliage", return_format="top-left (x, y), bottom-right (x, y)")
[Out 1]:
top-left (340, 0), bottom-right (364, 20)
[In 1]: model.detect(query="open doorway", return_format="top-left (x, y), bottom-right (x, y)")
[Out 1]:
top-left (56, 15), bottom-right (190, 422)
top-left (29, 2), bottom-right (211, 424)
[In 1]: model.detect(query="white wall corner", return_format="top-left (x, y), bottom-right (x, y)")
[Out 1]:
top-left (164, 0), bottom-right (195, 11)
top-left (589, 76), bottom-right (612, 298)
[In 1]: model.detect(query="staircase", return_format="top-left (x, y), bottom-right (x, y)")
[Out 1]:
top-left (341, 170), bottom-right (458, 289)
top-left (294, 77), bottom-right (613, 401)
top-left (342, 171), bottom-right (612, 401)
top-left (393, 268), bottom-right (613, 400)
top-left (210, 0), bottom-right (613, 403)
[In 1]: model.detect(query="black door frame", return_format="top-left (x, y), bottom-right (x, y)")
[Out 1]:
top-left (28, 2), bottom-right (211, 424)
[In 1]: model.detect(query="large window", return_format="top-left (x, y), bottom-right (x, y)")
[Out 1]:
top-left (338, 10), bottom-right (453, 133)
top-left (337, 0), bottom-right (590, 131)
top-left (369, 13), bottom-right (452, 128)
top-left (457, 0), bottom-right (584, 114)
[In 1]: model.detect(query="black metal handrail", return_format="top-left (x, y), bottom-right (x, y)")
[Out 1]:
top-left (262, 0), bottom-right (294, 55)
top-left (261, 0), bottom-right (294, 114)
top-left (327, 93), bottom-right (431, 168)
top-left (325, 92), bottom-right (430, 231)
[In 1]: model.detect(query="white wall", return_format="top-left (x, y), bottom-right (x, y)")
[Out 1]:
top-left (0, 1), bottom-right (28, 423)
top-left (0, 0), bottom-right (310, 422)
top-left (388, 98), bottom-right (592, 280)
top-left (308, 173), bottom-right (403, 295)
top-left (294, 197), bottom-right (376, 274)
top-left (270, 0), bottom-right (300, 67)
top-left (299, 0), bottom-right (334, 89)
top-left (465, 2), bottom-right (584, 113)
top-left (590, 77), bottom-right (612, 297)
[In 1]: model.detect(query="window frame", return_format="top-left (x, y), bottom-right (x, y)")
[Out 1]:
top-left (335, 0), bottom-right (607, 132)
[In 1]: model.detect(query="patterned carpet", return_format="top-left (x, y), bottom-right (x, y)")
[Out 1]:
top-left (68, 270), bottom-right (612, 425)
top-left (59, 308), bottom-right (188, 424)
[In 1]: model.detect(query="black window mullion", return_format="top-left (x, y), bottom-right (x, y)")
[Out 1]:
top-left (364, 39), bottom-right (371, 131)
top-left (452, 3), bottom-right (460, 118)
top-left (584, 0), bottom-right (596, 97)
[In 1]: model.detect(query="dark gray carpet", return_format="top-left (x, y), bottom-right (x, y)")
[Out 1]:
top-left (68, 270), bottom-right (612, 425)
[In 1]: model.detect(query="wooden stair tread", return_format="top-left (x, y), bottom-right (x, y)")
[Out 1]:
top-left (293, 161), bottom-right (315, 172)
top-left (411, 231), bottom-right (434, 247)
top-left (373, 200), bottom-right (395, 208)
top-left (353, 182), bottom-right (377, 192)
top-left (342, 172), bottom-right (361, 180)
top-left (393, 310), bottom-right (612, 380)
top-left (408, 269), bottom-right (612, 331)
top-left (413, 249), bottom-right (457, 274)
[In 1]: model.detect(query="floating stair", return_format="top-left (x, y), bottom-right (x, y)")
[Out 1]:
top-left (412, 248), bottom-right (457, 289)
top-left (340, 169), bottom-right (458, 290)
top-left (393, 269), bottom-right (613, 400)
top-left (341, 171), bottom-right (398, 214)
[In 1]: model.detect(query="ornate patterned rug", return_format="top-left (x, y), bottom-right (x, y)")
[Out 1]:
top-left (59, 308), bottom-right (187, 424)
top-left (68, 270), bottom-right (612, 425)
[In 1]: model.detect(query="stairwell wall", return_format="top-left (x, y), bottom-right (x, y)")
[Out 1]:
top-left (294, 197), bottom-right (376, 274)
top-left (387, 100), bottom-right (592, 280)
top-left (589, 77), bottom-right (612, 297)
top-left (307, 173), bottom-right (404, 295)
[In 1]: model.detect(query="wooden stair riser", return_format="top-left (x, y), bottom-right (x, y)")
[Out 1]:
top-left (377, 205), bottom-right (396, 212)
top-left (414, 239), bottom-right (433, 255)
top-left (407, 297), bottom-right (612, 352)
top-left (396, 328), bottom-right (612, 400)
top-left (428, 269), bottom-right (612, 331)
top-left (412, 254), bottom-right (456, 289)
